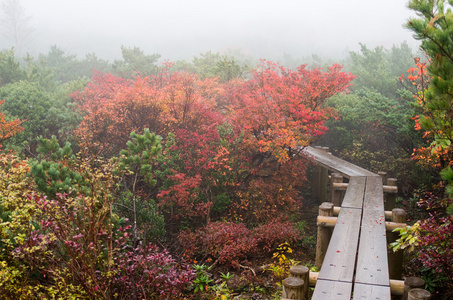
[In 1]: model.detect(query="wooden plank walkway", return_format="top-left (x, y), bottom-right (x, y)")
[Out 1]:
top-left (303, 146), bottom-right (376, 178)
top-left (303, 146), bottom-right (391, 300)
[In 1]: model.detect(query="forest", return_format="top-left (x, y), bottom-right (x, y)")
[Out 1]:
top-left (0, 0), bottom-right (452, 299)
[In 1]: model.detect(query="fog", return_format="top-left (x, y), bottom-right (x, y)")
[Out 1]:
top-left (10, 0), bottom-right (418, 61)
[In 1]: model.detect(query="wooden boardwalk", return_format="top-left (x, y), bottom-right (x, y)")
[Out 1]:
top-left (303, 146), bottom-right (391, 300)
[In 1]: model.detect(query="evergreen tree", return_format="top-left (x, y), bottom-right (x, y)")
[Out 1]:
top-left (406, 0), bottom-right (453, 169)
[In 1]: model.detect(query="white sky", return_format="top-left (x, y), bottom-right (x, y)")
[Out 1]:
top-left (17, 0), bottom-right (419, 60)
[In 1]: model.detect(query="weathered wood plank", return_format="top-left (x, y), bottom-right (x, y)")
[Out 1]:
top-left (306, 148), bottom-right (391, 299)
top-left (355, 176), bottom-right (390, 286)
top-left (341, 176), bottom-right (366, 208)
top-left (353, 283), bottom-right (391, 300)
top-left (318, 208), bottom-right (362, 282)
top-left (363, 176), bottom-right (386, 210)
top-left (302, 146), bottom-right (376, 178)
top-left (311, 279), bottom-right (352, 300)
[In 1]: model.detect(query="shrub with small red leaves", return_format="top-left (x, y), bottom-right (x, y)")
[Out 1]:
top-left (200, 221), bottom-right (256, 266)
top-left (180, 220), bottom-right (301, 267)
top-left (253, 219), bottom-right (301, 252)
top-left (112, 243), bottom-right (196, 300)
top-left (416, 193), bottom-right (453, 284)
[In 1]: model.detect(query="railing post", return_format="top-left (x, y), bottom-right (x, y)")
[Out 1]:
top-left (403, 277), bottom-right (425, 300)
top-left (329, 172), bottom-right (343, 206)
top-left (312, 146), bottom-right (323, 202)
top-left (378, 171), bottom-right (388, 185)
top-left (289, 265), bottom-right (309, 300)
top-left (315, 202), bottom-right (334, 268)
top-left (319, 147), bottom-right (329, 203)
top-left (282, 277), bottom-right (304, 300)
top-left (388, 208), bottom-right (406, 280)
top-left (385, 178), bottom-right (398, 211)
top-left (408, 288), bottom-right (431, 300)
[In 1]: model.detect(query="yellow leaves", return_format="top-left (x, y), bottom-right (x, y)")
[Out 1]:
top-left (268, 242), bottom-right (294, 280)
top-left (0, 261), bottom-right (22, 285)
top-left (0, 260), bottom-right (8, 271)
top-left (13, 233), bottom-right (26, 245)
top-left (0, 154), bottom-right (44, 253)
top-left (0, 154), bottom-right (35, 208)
top-left (390, 222), bottom-right (421, 253)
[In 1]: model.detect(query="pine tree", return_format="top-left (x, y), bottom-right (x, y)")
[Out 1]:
top-left (406, 0), bottom-right (453, 168)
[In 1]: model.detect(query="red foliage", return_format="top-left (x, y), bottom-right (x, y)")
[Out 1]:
top-left (112, 243), bottom-right (195, 299)
top-left (72, 71), bottom-right (222, 156)
top-left (0, 100), bottom-right (23, 148)
top-left (224, 60), bottom-right (355, 161)
top-left (160, 72), bottom-right (222, 131)
top-left (157, 126), bottom-right (240, 223)
top-left (157, 172), bottom-right (205, 219)
top-left (399, 57), bottom-right (453, 170)
top-left (170, 128), bottom-right (229, 173)
top-left (416, 193), bottom-right (453, 277)
top-left (72, 72), bottom-right (154, 155)
top-left (200, 221), bottom-right (254, 266)
top-left (14, 193), bottom-right (195, 299)
top-left (252, 219), bottom-right (301, 252)
top-left (178, 220), bottom-right (301, 267)
top-left (72, 62), bottom-right (355, 227)
top-left (227, 153), bottom-right (308, 224)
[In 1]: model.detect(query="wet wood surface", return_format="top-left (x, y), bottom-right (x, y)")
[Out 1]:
top-left (341, 176), bottom-right (366, 208)
top-left (353, 283), bottom-right (391, 300)
top-left (355, 176), bottom-right (390, 286)
top-left (317, 208), bottom-right (361, 282)
top-left (306, 147), bottom-right (390, 300)
top-left (311, 279), bottom-right (352, 300)
top-left (302, 146), bottom-right (376, 178)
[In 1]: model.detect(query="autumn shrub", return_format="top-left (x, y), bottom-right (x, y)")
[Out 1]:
top-left (9, 192), bottom-right (194, 299)
top-left (0, 153), bottom-right (41, 297)
top-left (224, 60), bottom-right (355, 162)
top-left (156, 127), bottom-right (239, 225)
top-left (111, 242), bottom-right (195, 300)
top-left (18, 191), bottom-right (117, 299)
top-left (71, 62), bottom-right (355, 231)
top-left (180, 220), bottom-right (301, 267)
top-left (72, 71), bottom-right (222, 157)
top-left (0, 140), bottom-right (47, 298)
top-left (0, 147), bottom-right (193, 299)
top-left (252, 219), bottom-right (301, 253)
top-left (0, 100), bottom-right (23, 149)
top-left (0, 153), bottom-right (35, 229)
top-left (199, 221), bottom-right (256, 266)
top-left (413, 193), bottom-right (453, 294)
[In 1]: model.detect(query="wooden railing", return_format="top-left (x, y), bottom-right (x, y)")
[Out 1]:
top-left (307, 146), bottom-right (390, 299)
top-left (280, 146), bottom-right (431, 300)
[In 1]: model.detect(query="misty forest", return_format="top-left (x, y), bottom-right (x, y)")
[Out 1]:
top-left (0, 0), bottom-right (452, 299)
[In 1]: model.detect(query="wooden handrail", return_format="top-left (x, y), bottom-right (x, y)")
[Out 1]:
top-left (307, 271), bottom-right (404, 296)
top-left (332, 182), bottom-right (398, 193)
top-left (317, 215), bottom-right (406, 231)
top-left (302, 146), bottom-right (392, 299)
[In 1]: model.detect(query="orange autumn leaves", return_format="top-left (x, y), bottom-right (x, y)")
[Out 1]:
top-left (72, 70), bottom-right (223, 156)
top-left (227, 61), bottom-right (355, 161)
top-left (72, 61), bottom-right (354, 161)
top-left (399, 57), bottom-right (453, 169)
top-left (70, 61), bottom-right (354, 223)
top-left (0, 100), bottom-right (23, 149)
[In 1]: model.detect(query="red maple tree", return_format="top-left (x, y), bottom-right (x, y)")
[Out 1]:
top-left (224, 60), bottom-right (355, 161)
